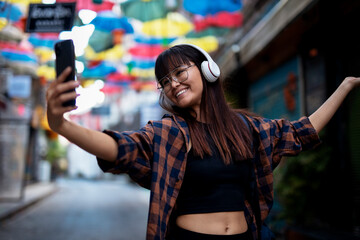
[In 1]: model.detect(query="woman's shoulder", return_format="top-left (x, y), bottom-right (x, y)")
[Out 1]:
top-left (147, 113), bottom-right (187, 129)
top-left (234, 109), bottom-right (266, 124)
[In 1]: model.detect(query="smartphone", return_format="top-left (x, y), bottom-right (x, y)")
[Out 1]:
top-left (54, 39), bottom-right (76, 107)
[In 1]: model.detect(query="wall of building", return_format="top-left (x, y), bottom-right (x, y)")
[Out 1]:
top-left (223, 0), bottom-right (360, 238)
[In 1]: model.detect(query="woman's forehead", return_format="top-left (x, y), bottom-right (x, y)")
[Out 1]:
top-left (164, 52), bottom-right (191, 70)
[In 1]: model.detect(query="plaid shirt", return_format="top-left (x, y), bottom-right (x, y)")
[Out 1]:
top-left (97, 114), bottom-right (321, 240)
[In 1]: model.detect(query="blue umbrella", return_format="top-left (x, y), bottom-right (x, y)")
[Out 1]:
top-left (183, 0), bottom-right (242, 16)
top-left (133, 34), bottom-right (176, 46)
top-left (90, 10), bottom-right (134, 33)
top-left (82, 61), bottom-right (117, 79)
top-left (28, 34), bottom-right (58, 49)
top-left (0, 2), bottom-right (23, 22)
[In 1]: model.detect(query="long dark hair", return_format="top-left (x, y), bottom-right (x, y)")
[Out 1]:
top-left (155, 45), bottom-right (253, 163)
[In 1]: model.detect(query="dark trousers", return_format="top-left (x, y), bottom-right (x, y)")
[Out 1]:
top-left (167, 225), bottom-right (253, 240)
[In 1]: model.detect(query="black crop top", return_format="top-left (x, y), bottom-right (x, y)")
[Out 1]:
top-left (176, 125), bottom-right (252, 216)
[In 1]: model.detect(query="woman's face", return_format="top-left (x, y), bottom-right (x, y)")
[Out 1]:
top-left (163, 62), bottom-right (203, 115)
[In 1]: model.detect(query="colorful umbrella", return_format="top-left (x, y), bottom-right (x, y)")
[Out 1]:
top-left (28, 33), bottom-right (59, 48)
top-left (183, 0), bottom-right (242, 16)
top-left (186, 27), bottom-right (230, 38)
top-left (128, 44), bottom-right (166, 58)
top-left (0, 40), bottom-right (33, 53)
top-left (170, 36), bottom-right (219, 53)
top-left (34, 47), bottom-right (54, 63)
top-left (121, 0), bottom-right (176, 22)
top-left (90, 11), bottom-right (134, 33)
top-left (56, 0), bottom-right (114, 12)
top-left (82, 61), bottom-right (117, 79)
top-left (134, 34), bottom-right (176, 46)
top-left (129, 68), bottom-right (155, 79)
top-left (37, 65), bottom-right (56, 80)
top-left (0, 2), bottom-right (23, 22)
top-left (193, 11), bottom-right (243, 32)
top-left (84, 44), bottom-right (124, 62)
top-left (0, 17), bottom-right (7, 30)
top-left (1, 49), bottom-right (37, 63)
top-left (0, 23), bottom-right (23, 41)
top-left (106, 72), bottom-right (136, 82)
top-left (129, 59), bottom-right (156, 69)
top-left (101, 84), bottom-right (123, 94)
top-left (142, 13), bottom-right (193, 38)
top-left (8, 0), bottom-right (42, 4)
top-left (88, 29), bottom-right (113, 53)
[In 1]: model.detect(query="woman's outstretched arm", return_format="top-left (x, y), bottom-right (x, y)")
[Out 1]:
top-left (46, 67), bottom-right (118, 162)
top-left (309, 76), bottom-right (360, 133)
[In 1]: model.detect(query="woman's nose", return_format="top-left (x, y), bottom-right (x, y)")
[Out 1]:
top-left (170, 77), bottom-right (180, 88)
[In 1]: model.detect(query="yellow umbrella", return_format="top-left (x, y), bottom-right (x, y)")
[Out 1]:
top-left (9, 0), bottom-right (42, 4)
top-left (34, 47), bottom-right (53, 63)
top-left (142, 12), bottom-right (193, 38)
top-left (170, 36), bottom-right (219, 53)
top-left (84, 44), bottom-right (125, 62)
top-left (130, 68), bottom-right (155, 79)
top-left (37, 65), bottom-right (55, 81)
top-left (0, 18), bottom-right (7, 31)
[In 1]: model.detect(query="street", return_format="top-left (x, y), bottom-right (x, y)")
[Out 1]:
top-left (0, 177), bottom-right (150, 240)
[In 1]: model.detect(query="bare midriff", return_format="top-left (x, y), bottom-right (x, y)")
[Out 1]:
top-left (176, 211), bottom-right (248, 235)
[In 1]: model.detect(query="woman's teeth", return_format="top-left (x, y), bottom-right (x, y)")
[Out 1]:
top-left (176, 89), bottom-right (187, 98)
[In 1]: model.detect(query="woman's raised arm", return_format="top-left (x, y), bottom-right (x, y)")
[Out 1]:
top-left (46, 67), bottom-right (118, 162)
top-left (309, 76), bottom-right (360, 133)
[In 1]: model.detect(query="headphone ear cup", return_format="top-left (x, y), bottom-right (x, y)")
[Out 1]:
top-left (178, 43), bottom-right (221, 82)
top-left (201, 61), bottom-right (218, 82)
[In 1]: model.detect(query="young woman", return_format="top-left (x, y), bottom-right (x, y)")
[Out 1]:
top-left (46, 44), bottom-right (360, 240)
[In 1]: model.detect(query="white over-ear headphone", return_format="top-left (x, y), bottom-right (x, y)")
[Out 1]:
top-left (180, 43), bottom-right (220, 82)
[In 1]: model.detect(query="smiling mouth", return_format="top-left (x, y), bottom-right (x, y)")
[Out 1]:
top-left (176, 88), bottom-right (188, 98)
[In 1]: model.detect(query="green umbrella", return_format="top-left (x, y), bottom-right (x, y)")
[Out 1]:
top-left (186, 27), bottom-right (231, 38)
top-left (121, 0), bottom-right (177, 22)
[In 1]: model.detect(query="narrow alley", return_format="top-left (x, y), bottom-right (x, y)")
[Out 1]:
top-left (0, 177), bottom-right (150, 240)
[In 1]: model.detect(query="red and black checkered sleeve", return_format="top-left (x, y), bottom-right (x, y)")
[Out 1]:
top-left (251, 116), bottom-right (321, 167)
top-left (97, 123), bottom-right (155, 189)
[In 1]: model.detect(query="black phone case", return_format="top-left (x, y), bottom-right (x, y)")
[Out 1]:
top-left (54, 39), bottom-right (76, 107)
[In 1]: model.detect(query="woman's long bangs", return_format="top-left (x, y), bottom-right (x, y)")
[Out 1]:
top-left (155, 47), bottom-right (192, 82)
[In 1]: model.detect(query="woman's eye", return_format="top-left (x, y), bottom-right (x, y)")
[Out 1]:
top-left (175, 70), bottom-right (185, 77)
top-left (163, 79), bottom-right (171, 86)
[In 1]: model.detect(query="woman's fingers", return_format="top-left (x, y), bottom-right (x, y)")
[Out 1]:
top-left (47, 91), bottom-right (78, 121)
top-left (58, 91), bottom-right (79, 105)
top-left (46, 78), bottom-right (79, 119)
top-left (49, 89), bottom-right (79, 109)
top-left (47, 80), bottom-right (79, 102)
top-left (56, 67), bottom-right (73, 83)
top-left (46, 67), bottom-right (78, 132)
top-left (47, 67), bottom-right (74, 97)
top-left (54, 80), bottom-right (79, 97)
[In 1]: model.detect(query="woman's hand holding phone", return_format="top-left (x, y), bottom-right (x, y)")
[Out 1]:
top-left (46, 67), bottom-right (79, 133)
top-left (46, 67), bottom-right (118, 162)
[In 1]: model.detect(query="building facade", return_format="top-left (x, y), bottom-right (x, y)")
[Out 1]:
top-left (216, 0), bottom-right (360, 238)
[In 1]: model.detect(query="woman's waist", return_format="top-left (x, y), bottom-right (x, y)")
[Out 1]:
top-left (176, 211), bottom-right (248, 235)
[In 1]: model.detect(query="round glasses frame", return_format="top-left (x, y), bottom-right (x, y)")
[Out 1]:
top-left (157, 65), bottom-right (194, 93)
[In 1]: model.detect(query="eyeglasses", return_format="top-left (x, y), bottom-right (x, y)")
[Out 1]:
top-left (157, 65), bottom-right (194, 93)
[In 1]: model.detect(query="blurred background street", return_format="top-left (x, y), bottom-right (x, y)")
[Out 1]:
top-left (0, 177), bottom-right (150, 240)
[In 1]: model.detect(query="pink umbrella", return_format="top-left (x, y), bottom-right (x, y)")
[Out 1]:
top-left (57, 0), bottom-right (114, 12)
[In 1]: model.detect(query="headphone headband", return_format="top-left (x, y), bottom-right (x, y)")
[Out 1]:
top-left (178, 43), bottom-right (220, 82)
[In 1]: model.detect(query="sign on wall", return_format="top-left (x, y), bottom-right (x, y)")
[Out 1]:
top-left (25, 2), bottom-right (76, 33)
